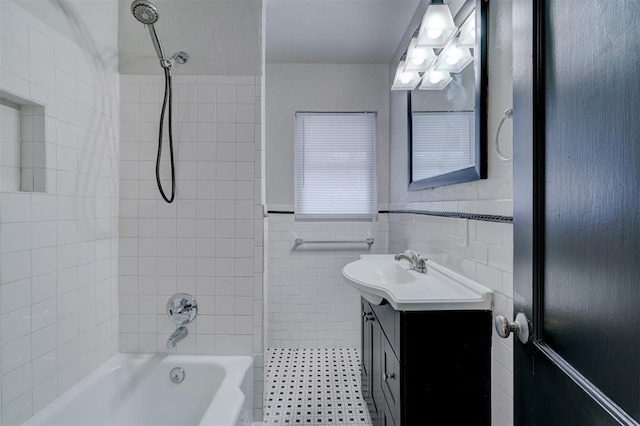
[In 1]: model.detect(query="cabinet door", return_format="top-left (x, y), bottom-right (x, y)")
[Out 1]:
top-left (360, 301), bottom-right (373, 404)
top-left (379, 399), bottom-right (397, 426)
top-left (371, 312), bottom-right (383, 425)
top-left (380, 335), bottom-right (401, 425)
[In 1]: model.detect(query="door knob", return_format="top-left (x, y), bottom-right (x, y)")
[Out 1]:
top-left (494, 312), bottom-right (530, 344)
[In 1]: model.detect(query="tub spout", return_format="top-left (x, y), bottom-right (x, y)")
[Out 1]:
top-left (167, 326), bottom-right (188, 349)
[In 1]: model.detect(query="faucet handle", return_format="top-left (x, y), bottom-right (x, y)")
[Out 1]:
top-left (166, 293), bottom-right (198, 325)
top-left (414, 256), bottom-right (428, 273)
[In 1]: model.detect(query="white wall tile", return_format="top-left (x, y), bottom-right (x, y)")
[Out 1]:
top-left (1, 250), bottom-right (31, 283)
top-left (267, 215), bottom-right (388, 348)
top-left (118, 75), bottom-right (263, 415)
top-left (0, 3), bottom-right (119, 421)
top-left (1, 361), bottom-right (32, 404)
top-left (1, 334), bottom-right (31, 375)
top-left (389, 214), bottom-right (514, 426)
top-left (0, 279), bottom-right (31, 314)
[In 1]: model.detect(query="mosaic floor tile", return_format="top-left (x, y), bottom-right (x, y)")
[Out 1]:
top-left (264, 348), bottom-right (372, 426)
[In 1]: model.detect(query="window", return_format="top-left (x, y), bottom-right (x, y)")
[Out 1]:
top-left (411, 111), bottom-right (475, 181)
top-left (295, 112), bottom-right (376, 220)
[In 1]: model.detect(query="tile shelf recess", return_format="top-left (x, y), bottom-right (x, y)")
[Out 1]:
top-left (0, 90), bottom-right (47, 193)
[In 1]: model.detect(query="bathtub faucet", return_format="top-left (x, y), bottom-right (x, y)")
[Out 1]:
top-left (167, 326), bottom-right (188, 349)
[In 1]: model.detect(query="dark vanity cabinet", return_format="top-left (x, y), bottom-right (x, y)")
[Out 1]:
top-left (360, 297), bottom-right (492, 426)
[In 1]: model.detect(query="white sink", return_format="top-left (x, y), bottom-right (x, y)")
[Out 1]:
top-left (342, 254), bottom-right (493, 311)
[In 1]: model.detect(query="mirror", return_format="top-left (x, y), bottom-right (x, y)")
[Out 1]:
top-left (407, 0), bottom-right (486, 190)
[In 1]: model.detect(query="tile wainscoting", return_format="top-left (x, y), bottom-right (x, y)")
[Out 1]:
top-left (267, 214), bottom-right (388, 349)
top-left (388, 211), bottom-right (514, 426)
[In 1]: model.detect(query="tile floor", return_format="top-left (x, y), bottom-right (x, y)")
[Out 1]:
top-left (264, 348), bottom-right (373, 425)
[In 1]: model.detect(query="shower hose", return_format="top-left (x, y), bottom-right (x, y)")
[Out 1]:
top-left (156, 67), bottom-right (176, 203)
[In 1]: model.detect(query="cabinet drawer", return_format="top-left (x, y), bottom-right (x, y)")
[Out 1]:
top-left (380, 335), bottom-right (400, 425)
top-left (371, 301), bottom-right (400, 357)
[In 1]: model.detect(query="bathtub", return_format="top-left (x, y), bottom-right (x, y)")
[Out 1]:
top-left (25, 354), bottom-right (253, 426)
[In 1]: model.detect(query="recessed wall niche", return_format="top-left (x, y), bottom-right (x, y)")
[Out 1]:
top-left (0, 90), bottom-right (47, 193)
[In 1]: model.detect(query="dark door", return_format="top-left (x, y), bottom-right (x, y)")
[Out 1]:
top-left (512, 0), bottom-right (640, 424)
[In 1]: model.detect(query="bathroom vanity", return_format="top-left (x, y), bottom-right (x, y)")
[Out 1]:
top-left (343, 255), bottom-right (493, 425)
top-left (361, 298), bottom-right (491, 426)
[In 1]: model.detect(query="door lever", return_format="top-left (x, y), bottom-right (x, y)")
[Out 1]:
top-left (495, 313), bottom-right (530, 344)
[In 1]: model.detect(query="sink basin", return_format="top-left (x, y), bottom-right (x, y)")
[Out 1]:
top-left (342, 254), bottom-right (493, 311)
top-left (355, 260), bottom-right (416, 285)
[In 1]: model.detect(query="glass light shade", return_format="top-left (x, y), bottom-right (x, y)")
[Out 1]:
top-left (403, 38), bottom-right (436, 72)
top-left (434, 41), bottom-right (473, 73)
top-left (416, 5), bottom-right (457, 48)
top-left (392, 61), bottom-right (422, 90)
top-left (458, 11), bottom-right (476, 47)
top-left (419, 70), bottom-right (452, 90)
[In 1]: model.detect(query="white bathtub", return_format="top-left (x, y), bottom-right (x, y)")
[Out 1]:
top-left (25, 354), bottom-right (253, 426)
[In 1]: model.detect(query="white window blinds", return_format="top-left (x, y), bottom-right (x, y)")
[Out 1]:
top-left (412, 111), bottom-right (475, 181)
top-left (295, 113), bottom-right (377, 221)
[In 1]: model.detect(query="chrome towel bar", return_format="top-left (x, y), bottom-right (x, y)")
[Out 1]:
top-left (294, 238), bottom-right (374, 246)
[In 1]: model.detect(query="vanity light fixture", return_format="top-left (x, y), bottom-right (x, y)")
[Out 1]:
top-left (419, 69), bottom-right (453, 90)
top-left (392, 61), bottom-right (422, 90)
top-left (457, 10), bottom-right (476, 47)
top-left (403, 38), bottom-right (437, 72)
top-left (392, 2), bottom-right (476, 91)
top-left (416, 3), bottom-right (457, 48)
top-left (434, 41), bottom-right (473, 73)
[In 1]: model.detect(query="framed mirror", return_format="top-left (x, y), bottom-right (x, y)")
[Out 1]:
top-left (407, 0), bottom-right (487, 190)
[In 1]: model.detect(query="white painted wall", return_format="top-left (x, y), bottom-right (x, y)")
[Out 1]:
top-left (0, 0), bottom-right (120, 423)
top-left (266, 63), bottom-right (390, 210)
top-left (118, 0), bottom-right (262, 76)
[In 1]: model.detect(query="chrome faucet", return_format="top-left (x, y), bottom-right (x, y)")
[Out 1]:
top-left (394, 250), bottom-right (428, 273)
top-left (167, 326), bottom-right (188, 349)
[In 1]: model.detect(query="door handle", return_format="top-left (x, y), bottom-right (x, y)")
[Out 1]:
top-left (494, 312), bottom-right (530, 344)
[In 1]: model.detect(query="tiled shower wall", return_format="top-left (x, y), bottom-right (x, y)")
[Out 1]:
top-left (118, 74), bottom-right (264, 417)
top-left (267, 214), bottom-right (388, 348)
top-left (388, 208), bottom-right (514, 425)
top-left (0, 2), bottom-right (120, 424)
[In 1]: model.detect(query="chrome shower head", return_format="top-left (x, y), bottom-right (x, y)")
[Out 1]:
top-left (131, 0), bottom-right (167, 62)
top-left (131, 0), bottom-right (159, 25)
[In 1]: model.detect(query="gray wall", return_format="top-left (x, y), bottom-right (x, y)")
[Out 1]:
top-left (13, 0), bottom-right (119, 66)
top-left (265, 63), bottom-right (390, 209)
top-left (118, 0), bottom-right (262, 75)
top-left (389, 0), bottom-right (513, 215)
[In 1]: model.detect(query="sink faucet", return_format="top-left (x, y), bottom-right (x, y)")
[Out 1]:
top-left (167, 326), bottom-right (188, 349)
top-left (394, 250), bottom-right (428, 273)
